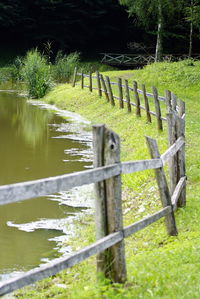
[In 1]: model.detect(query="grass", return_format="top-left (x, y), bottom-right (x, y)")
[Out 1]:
top-left (14, 60), bottom-right (200, 298)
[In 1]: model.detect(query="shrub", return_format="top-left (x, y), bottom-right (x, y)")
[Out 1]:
top-left (53, 51), bottom-right (80, 83)
top-left (21, 49), bottom-right (52, 98)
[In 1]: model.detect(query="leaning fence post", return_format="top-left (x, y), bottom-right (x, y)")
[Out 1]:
top-left (93, 125), bottom-right (127, 283)
top-left (100, 74), bottom-right (110, 102)
top-left (142, 84), bottom-right (151, 123)
top-left (96, 71), bottom-right (102, 97)
top-left (153, 86), bottom-right (163, 131)
top-left (72, 67), bottom-right (77, 87)
top-left (133, 81), bottom-right (141, 117)
top-left (124, 79), bottom-right (131, 112)
top-left (118, 77), bottom-right (124, 109)
top-left (176, 115), bottom-right (186, 207)
top-left (178, 99), bottom-right (185, 118)
top-left (165, 89), bottom-right (172, 113)
top-left (146, 136), bottom-right (178, 236)
top-left (105, 76), bottom-right (115, 106)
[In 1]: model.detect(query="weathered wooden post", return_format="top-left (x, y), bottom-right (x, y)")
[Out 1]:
top-left (105, 76), bottom-right (115, 106)
top-left (93, 125), bottom-right (127, 283)
top-left (153, 86), bottom-right (163, 131)
top-left (124, 79), bottom-right (131, 112)
top-left (118, 77), bottom-right (124, 109)
top-left (167, 113), bottom-right (178, 195)
top-left (142, 84), bottom-right (151, 123)
top-left (165, 89), bottom-right (172, 112)
top-left (89, 71), bottom-right (93, 92)
top-left (72, 67), bottom-right (77, 87)
top-left (100, 74), bottom-right (109, 102)
top-left (96, 71), bottom-right (102, 97)
top-left (146, 136), bottom-right (178, 236)
top-left (133, 81), bottom-right (141, 117)
top-left (171, 93), bottom-right (177, 112)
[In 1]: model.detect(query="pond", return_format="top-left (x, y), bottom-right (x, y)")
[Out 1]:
top-left (0, 90), bottom-right (93, 281)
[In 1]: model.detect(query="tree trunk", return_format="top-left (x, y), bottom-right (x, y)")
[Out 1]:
top-left (188, 0), bottom-right (194, 57)
top-left (155, 0), bottom-right (163, 62)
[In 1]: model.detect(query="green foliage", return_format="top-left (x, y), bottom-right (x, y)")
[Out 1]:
top-left (53, 51), bottom-right (80, 83)
top-left (21, 49), bottom-right (52, 98)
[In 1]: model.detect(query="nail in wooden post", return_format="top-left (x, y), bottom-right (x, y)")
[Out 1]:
top-left (133, 81), bottom-right (141, 117)
top-left (81, 70), bottom-right (84, 89)
top-left (146, 136), bottom-right (178, 236)
top-left (93, 125), bottom-right (127, 283)
top-left (89, 71), bottom-right (92, 92)
top-left (165, 89), bottom-right (172, 113)
top-left (100, 74), bottom-right (110, 102)
top-left (153, 86), bottom-right (163, 131)
top-left (124, 79), bottom-right (131, 112)
top-left (118, 77), bottom-right (124, 109)
top-left (176, 116), bottom-right (186, 207)
top-left (105, 76), bottom-right (115, 106)
top-left (72, 67), bottom-right (77, 87)
top-left (142, 84), bottom-right (151, 123)
top-left (96, 71), bottom-right (102, 97)
top-left (167, 113), bottom-right (178, 195)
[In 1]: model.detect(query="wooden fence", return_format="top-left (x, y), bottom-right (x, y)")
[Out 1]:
top-left (72, 68), bottom-right (185, 132)
top-left (0, 105), bottom-right (185, 295)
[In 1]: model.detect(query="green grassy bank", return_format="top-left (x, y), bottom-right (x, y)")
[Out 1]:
top-left (16, 60), bottom-right (200, 298)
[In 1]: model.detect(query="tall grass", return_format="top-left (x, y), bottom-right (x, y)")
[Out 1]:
top-left (21, 49), bottom-right (52, 98)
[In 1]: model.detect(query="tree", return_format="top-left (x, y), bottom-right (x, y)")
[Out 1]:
top-left (119, 0), bottom-right (182, 61)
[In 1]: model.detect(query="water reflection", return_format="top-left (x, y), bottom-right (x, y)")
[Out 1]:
top-left (0, 91), bottom-right (93, 279)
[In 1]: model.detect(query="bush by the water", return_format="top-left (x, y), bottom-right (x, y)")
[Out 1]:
top-left (21, 49), bottom-right (52, 98)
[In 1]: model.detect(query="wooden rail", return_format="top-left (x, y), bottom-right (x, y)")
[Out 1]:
top-left (0, 114), bottom-right (186, 296)
top-left (72, 68), bottom-right (185, 132)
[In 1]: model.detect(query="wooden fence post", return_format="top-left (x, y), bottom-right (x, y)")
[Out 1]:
top-left (165, 89), bottom-right (172, 112)
top-left (93, 125), bottom-right (127, 283)
top-left (171, 93), bottom-right (177, 112)
top-left (153, 86), bottom-right (163, 131)
top-left (146, 136), bottom-right (178, 236)
top-left (167, 113), bottom-right (178, 195)
top-left (81, 70), bottom-right (84, 89)
top-left (176, 115), bottom-right (186, 207)
top-left (118, 77), bottom-right (124, 109)
top-left (124, 79), bottom-right (131, 112)
top-left (105, 76), bottom-right (115, 106)
top-left (72, 67), bottom-right (77, 87)
top-left (100, 74), bottom-right (110, 102)
top-left (89, 71), bottom-right (92, 92)
top-left (133, 81), bottom-right (141, 117)
top-left (96, 71), bottom-right (102, 97)
top-left (142, 84), bottom-right (151, 123)
top-left (178, 99), bottom-right (185, 118)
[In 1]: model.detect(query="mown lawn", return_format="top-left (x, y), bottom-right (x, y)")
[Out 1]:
top-left (15, 60), bottom-right (200, 298)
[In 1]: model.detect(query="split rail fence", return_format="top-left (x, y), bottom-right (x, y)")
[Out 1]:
top-left (72, 67), bottom-right (185, 132)
top-left (0, 102), bottom-right (185, 295)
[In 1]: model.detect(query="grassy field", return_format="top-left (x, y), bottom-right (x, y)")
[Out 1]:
top-left (15, 60), bottom-right (200, 298)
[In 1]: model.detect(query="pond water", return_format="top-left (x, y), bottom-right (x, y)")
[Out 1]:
top-left (0, 90), bottom-right (93, 281)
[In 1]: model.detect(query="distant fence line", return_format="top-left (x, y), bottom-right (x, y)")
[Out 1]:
top-left (0, 102), bottom-right (186, 295)
top-left (72, 67), bottom-right (185, 132)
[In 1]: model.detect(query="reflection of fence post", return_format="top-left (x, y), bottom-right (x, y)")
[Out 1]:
top-left (124, 79), bottom-right (131, 112)
top-left (96, 71), bottom-right (102, 97)
top-left (142, 84), bottom-right (151, 123)
top-left (153, 86), bottom-right (163, 131)
top-left (133, 81), bottom-right (141, 117)
top-left (72, 67), bottom-right (77, 87)
top-left (93, 125), bottom-right (127, 283)
top-left (146, 136), bottom-right (178, 236)
top-left (118, 78), bottom-right (124, 109)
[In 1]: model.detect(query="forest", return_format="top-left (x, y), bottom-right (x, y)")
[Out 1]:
top-left (0, 0), bottom-right (200, 60)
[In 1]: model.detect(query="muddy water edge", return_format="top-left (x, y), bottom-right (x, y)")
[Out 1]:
top-left (0, 89), bottom-right (93, 281)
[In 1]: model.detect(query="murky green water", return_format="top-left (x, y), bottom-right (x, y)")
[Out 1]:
top-left (0, 91), bottom-right (93, 280)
